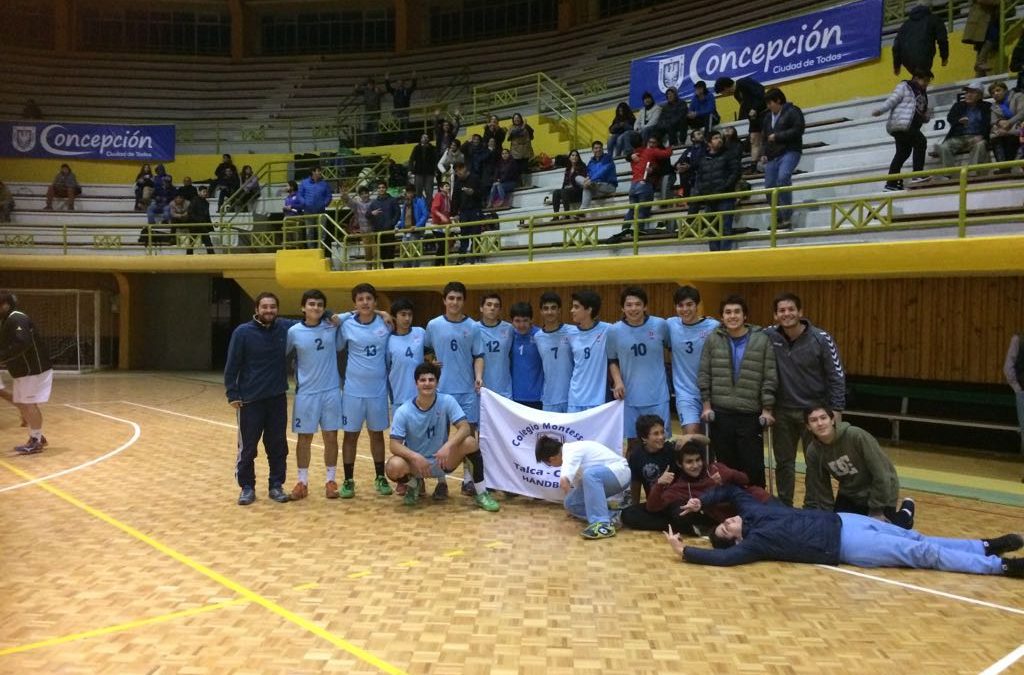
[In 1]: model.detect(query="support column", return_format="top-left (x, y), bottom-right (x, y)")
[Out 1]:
top-left (54, 0), bottom-right (73, 53)
top-left (558, 0), bottom-right (575, 32)
top-left (227, 0), bottom-right (245, 61)
top-left (394, 0), bottom-right (408, 54)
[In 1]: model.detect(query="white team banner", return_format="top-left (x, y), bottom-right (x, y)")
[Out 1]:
top-left (479, 388), bottom-right (624, 502)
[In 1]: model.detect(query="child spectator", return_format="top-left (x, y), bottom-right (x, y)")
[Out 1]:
top-left (507, 112), bottom-right (535, 178)
top-left (874, 70), bottom-right (934, 191)
top-left (482, 114), bottom-right (506, 149)
top-left (655, 87), bottom-right (689, 146)
top-left (989, 81), bottom-right (1024, 165)
top-left (44, 163), bottom-right (80, 211)
top-left (551, 149), bottom-right (587, 218)
top-left (634, 91), bottom-right (662, 143)
top-left (535, 435), bottom-right (631, 540)
top-left (607, 102), bottom-right (637, 158)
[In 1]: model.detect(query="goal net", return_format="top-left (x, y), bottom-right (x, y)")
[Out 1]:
top-left (4, 289), bottom-right (116, 372)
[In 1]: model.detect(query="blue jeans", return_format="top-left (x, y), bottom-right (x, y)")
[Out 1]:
top-left (623, 181), bottom-right (655, 228)
top-left (564, 465), bottom-right (630, 524)
top-left (146, 203), bottom-right (169, 225)
top-left (764, 150), bottom-right (801, 224)
top-left (837, 513), bottom-right (1002, 575)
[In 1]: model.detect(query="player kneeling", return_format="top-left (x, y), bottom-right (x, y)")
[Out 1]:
top-left (386, 362), bottom-right (500, 511)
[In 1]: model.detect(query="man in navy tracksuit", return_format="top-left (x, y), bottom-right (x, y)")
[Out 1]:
top-left (663, 484), bottom-right (1024, 578)
top-left (224, 292), bottom-right (332, 506)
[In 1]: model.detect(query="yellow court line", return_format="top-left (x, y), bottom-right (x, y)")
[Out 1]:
top-left (0, 460), bottom-right (407, 675)
top-left (0, 599), bottom-right (247, 657)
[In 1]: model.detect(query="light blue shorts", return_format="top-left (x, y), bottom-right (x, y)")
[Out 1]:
top-left (675, 395), bottom-right (703, 426)
top-left (624, 401), bottom-right (672, 439)
top-left (292, 389), bottom-right (342, 434)
top-left (450, 391), bottom-right (480, 425)
top-left (342, 393), bottom-right (390, 432)
top-left (543, 402), bottom-right (568, 413)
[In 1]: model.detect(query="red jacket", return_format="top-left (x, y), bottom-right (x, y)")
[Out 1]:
top-left (645, 461), bottom-right (771, 523)
top-left (629, 145), bottom-right (673, 183)
top-left (430, 191), bottom-right (451, 224)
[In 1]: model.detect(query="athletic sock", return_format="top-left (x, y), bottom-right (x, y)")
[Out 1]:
top-left (344, 463), bottom-right (355, 481)
top-left (463, 459), bottom-right (472, 484)
top-left (374, 460), bottom-right (385, 477)
top-left (325, 466), bottom-right (336, 482)
top-left (467, 450), bottom-right (486, 492)
top-left (297, 468), bottom-right (309, 484)
top-left (29, 428), bottom-right (42, 441)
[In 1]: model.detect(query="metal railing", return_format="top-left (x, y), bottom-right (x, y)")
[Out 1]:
top-left (4, 160), bottom-right (1022, 260)
top-left (472, 72), bottom-right (578, 148)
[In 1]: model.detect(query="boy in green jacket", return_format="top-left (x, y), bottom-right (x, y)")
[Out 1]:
top-left (803, 406), bottom-right (916, 528)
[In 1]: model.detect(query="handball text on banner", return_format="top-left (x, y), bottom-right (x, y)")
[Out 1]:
top-left (478, 388), bottom-right (624, 501)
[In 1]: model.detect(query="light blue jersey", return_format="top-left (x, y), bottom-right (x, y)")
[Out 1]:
top-left (424, 315), bottom-right (478, 394)
top-left (667, 316), bottom-right (720, 399)
top-left (387, 326), bottom-right (426, 406)
top-left (340, 314), bottom-right (390, 398)
top-left (390, 393), bottom-right (467, 459)
top-left (534, 323), bottom-right (577, 408)
top-left (567, 321), bottom-right (612, 409)
top-left (286, 321), bottom-right (343, 395)
top-left (473, 320), bottom-right (514, 398)
top-left (608, 315), bottom-right (670, 407)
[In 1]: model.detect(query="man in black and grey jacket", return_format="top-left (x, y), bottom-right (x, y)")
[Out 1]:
top-left (762, 292), bottom-right (846, 506)
top-left (761, 88), bottom-right (805, 229)
top-left (690, 130), bottom-right (741, 251)
top-left (0, 290), bottom-right (53, 454)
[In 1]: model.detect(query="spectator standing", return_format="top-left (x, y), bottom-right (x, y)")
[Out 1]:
top-left (1003, 332), bottom-right (1024, 457)
top-left (674, 129), bottom-right (707, 198)
top-left (893, 4), bottom-right (950, 76)
top-left (408, 133), bottom-right (438, 199)
top-left (0, 180), bottom-right (13, 223)
top-left (761, 88), bottom-right (805, 229)
top-left (213, 154), bottom-right (237, 187)
top-left (395, 185), bottom-right (428, 267)
top-left (428, 181), bottom-right (452, 262)
top-left (186, 185), bottom-right (215, 255)
top-left (234, 165), bottom-right (260, 211)
top-left (477, 137), bottom-right (500, 187)
top-left (354, 78), bottom-right (385, 145)
top-left (938, 81), bottom-right (992, 170)
top-left (482, 114), bottom-right (507, 149)
top-left (344, 186), bottom-right (375, 267)
top-left (607, 102), bottom-right (637, 158)
top-left (688, 81), bottom-right (719, 133)
top-left (507, 112), bottom-right (535, 179)
top-left (873, 70), bottom-right (934, 191)
top-left (963, 0), bottom-right (999, 77)
top-left (369, 180), bottom-right (400, 268)
top-left (297, 166), bottom-right (334, 248)
top-left (697, 294), bottom-right (776, 488)
top-left (551, 149), bottom-right (588, 218)
top-left (464, 134), bottom-right (487, 179)
top-left (283, 180), bottom-right (305, 218)
top-left (989, 81), bottom-right (1024, 163)
top-left (607, 133), bottom-right (672, 242)
top-left (44, 163), bottom-right (80, 211)
top-left (690, 130), bottom-right (741, 251)
top-left (452, 163), bottom-right (484, 260)
top-left (655, 87), bottom-right (689, 146)
top-left (714, 77), bottom-right (767, 166)
top-left (0, 290), bottom-right (54, 454)
top-left (437, 139), bottom-right (465, 186)
top-left (215, 166), bottom-right (240, 210)
top-left (433, 111), bottom-right (462, 153)
top-left (579, 140), bottom-right (618, 209)
top-left (762, 292), bottom-right (846, 507)
top-left (385, 71), bottom-right (417, 138)
top-left (634, 91), bottom-right (662, 143)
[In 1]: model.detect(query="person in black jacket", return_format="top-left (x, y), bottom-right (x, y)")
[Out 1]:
top-left (715, 76), bottom-right (767, 164)
top-left (408, 134), bottom-right (438, 199)
top-left (762, 88), bottom-right (805, 229)
top-left (664, 484), bottom-right (1024, 578)
top-left (654, 87), bottom-right (689, 147)
top-left (185, 185), bottom-right (215, 255)
top-left (893, 4), bottom-right (949, 76)
top-left (938, 81), bottom-right (992, 170)
top-left (690, 130), bottom-right (741, 251)
top-left (368, 181), bottom-right (400, 269)
top-left (0, 291), bottom-right (54, 454)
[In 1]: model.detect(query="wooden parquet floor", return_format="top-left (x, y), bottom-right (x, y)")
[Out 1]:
top-left (0, 372), bottom-right (1022, 675)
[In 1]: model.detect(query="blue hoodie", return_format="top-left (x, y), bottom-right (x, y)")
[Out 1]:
top-left (586, 153), bottom-right (618, 187)
top-left (298, 176), bottom-right (333, 214)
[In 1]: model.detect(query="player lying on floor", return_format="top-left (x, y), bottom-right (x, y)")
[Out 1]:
top-left (663, 484), bottom-right (1024, 578)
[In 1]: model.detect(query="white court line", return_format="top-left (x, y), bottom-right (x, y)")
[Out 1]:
top-left (0, 405), bottom-right (141, 494)
top-left (980, 643), bottom-right (1024, 675)
top-left (818, 565), bottom-right (1024, 616)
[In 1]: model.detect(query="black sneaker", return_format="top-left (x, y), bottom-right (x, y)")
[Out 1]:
top-left (238, 487), bottom-right (256, 506)
top-left (898, 497), bottom-right (916, 529)
top-left (433, 480), bottom-right (449, 501)
top-left (1001, 557), bottom-right (1024, 578)
top-left (268, 486), bottom-right (290, 503)
top-left (460, 480), bottom-right (476, 497)
top-left (984, 534), bottom-right (1024, 557)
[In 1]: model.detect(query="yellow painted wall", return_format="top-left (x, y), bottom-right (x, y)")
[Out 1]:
top-left (0, 153), bottom-right (295, 184)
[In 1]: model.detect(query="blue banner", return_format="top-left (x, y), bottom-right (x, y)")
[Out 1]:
top-left (629, 0), bottom-right (883, 109)
top-left (0, 121), bottom-right (175, 161)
